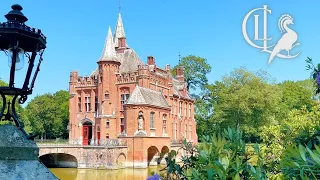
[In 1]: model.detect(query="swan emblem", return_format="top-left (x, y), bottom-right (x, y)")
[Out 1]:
top-left (268, 14), bottom-right (300, 64)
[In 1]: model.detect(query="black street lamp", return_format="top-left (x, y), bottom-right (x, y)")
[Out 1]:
top-left (0, 4), bottom-right (47, 139)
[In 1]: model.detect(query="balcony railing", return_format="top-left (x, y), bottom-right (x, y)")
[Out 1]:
top-left (36, 139), bottom-right (127, 147)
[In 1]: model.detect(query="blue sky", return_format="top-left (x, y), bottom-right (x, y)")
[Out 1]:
top-left (0, 0), bottom-right (318, 104)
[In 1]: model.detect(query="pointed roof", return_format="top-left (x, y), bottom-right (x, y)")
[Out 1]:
top-left (114, 13), bottom-right (126, 47)
top-left (99, 26), bottom-right (117, 62)
top-left (126, 86), bottom-right (170, 109)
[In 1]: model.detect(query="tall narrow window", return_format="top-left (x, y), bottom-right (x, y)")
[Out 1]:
top-left (78, 97), bottom-right (81, 112)
top-left (150, 112), bottom-right (155, 129)
top-left (85, 97), bottom-right (91, 112)
top-left (162, 114), bottom-right (167, 135)
top-left (106, 133), bottom-right (109, 139)
top-left (105, 91), bottom-right (110, 100)
top-left (95, 96), bottom-right (98, 112)
top-left (188, 104), bottom-right (191, 117)
top-left (172, 123), bottom-right (174, 139)
top-left (184, 102), bottom-right (187, 116)
top-left (106, 120), bottom-right (110, 128)
top-left (120, 93), bottom-right (130, 110)
top-left (174, 123), bottom-right (177, 140)
top-left (189, 125), bottom-right (192, 140)
top-left (174, 100), bottom-right (177, 114)
top-left (185, 124), bottom-right (187, 138)
top-left (120, 118), bottom-right (125, 133)
top-left (179, 101), bottom-right (182, 115)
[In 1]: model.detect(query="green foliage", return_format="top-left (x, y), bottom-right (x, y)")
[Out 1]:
top-left (195, 67), bottom-right (317, 141)
top-left (281, 143), bottom-right (320, 179)
top-left (23, 90), bottom-right (69, 139)
top-left (278, 80), bottom-right (315, 111)
top-left (306, 57), bottom-right (320, 94)
top-left (0, 79), bottom-right (25, 126)
top-left (163, 127), bottom-right (320, 179)
top-left (162, 128), bottom-right (269, 180)
top-left (171, 55), bottom-right (211, 91)
top-left (208, 67), bottom-right (282, 140)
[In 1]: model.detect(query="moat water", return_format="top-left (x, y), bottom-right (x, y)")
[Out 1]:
top-left (50, 166), bottom-right (164, 180)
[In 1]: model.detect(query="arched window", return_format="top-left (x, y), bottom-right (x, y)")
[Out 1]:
top-left (106, 133), bottom-right (109, 139)
top-left (106, 120), bottom-right (110, 128)
top-left (150, 112), bottom-right (155, 129)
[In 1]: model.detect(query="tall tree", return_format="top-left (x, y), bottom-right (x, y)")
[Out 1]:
top-left (171, 55), bottom-right (211, 92)
top-left (24, 90), bottom-right (69, 139)
top-left (278, 80), bottom-right (315, 112)
top-left (209, 68), bottom-right (283, 139)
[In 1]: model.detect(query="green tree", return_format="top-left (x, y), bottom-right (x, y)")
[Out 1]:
top-left (24, 90), bottom-right (69, 139)
top-left (0, 78), bottom-right (25, 126)
top-left (171, 55), bottom-right (211, 91)
top-left (278, 80), bottom-right (315, 112)
top-left (209, 67), bottom-right (282, 139)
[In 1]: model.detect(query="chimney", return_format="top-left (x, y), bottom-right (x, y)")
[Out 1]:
top-left (70, 70), bottom-right (78, 82)
top-left (147, 56), bottom-right (155, 65)
top-left (117, 37), bottom-right (127, 53)
top-left (176, 66), bottom-right (184, 82)
top-left (165, 64), bottom-right (171, 71)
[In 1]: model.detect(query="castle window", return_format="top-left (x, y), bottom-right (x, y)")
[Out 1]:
top-left (106, 120), bottom-right (110, 128)
top-left (95, 96), bottom-right (98, 112)
top-left (174, 123), bottom-right (177, 140)
top-left (184, 102), bottom-right (187, 116)
top-left (106, 133), bottom-right (109, 139)
top-left (162, 114), bottom-right (167, 135)
top-left (174, 100), bottom-right (177, 114)
top-left (105, 92), bottom-right (109, 100)
top-left (150, 112), bottom-right (155, 129)
top-left (78, 97), bottom-right (81, 112)
top-left (85, 97), bottom-right (91, 112)
top-left (189, 104), bottom-right (191, 117)
top-left (185, 124), bottom-right (187, 138)
top-left (120, 118), bottom-right (125, 133)
top-left (179, 101), bottom-right (182, 115)
top-left (120, 93), bottom-right (130, 110)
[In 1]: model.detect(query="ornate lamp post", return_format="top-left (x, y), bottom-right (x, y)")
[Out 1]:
top-left (0, 4), bottom-right (46, 139)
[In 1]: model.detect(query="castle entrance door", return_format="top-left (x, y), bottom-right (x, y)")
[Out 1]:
top-left (82, 122), bottom-right (92, 145)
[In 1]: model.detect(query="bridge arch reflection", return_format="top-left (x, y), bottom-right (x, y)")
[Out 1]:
top-left (39, 153), bottom-right (78, 168)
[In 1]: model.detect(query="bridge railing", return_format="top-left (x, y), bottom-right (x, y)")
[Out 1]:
top-left (36, 139), bottom-right (127, 147)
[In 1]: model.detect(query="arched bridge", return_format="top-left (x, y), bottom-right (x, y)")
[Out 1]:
top-left (38, 139), bottom-right (128, 169)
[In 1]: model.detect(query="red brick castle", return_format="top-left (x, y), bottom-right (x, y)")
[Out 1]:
top-left (68, 13), bottom-right (198, 167)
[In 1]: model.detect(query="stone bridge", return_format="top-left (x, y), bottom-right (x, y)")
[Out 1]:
top-left (38, 140), bottom-right (128, 169)
top-left (37, 139), bottom-right (184, 169)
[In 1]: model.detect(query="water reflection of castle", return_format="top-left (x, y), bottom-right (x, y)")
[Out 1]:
top-left (68, 12), bottom-right (198, 167)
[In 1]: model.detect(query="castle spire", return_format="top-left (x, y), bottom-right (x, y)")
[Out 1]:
top-left (114, 13), bottom-right (126, 48)
top-left (100, 26), bottom-right (117, 61)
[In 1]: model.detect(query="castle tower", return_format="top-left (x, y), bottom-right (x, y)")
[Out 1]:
top-left (97, 26), bottom-right (121, 139)
top-left (69, 71), bottom-right (78, 140)
top-left (114, 13), bottom-right (127, 53)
